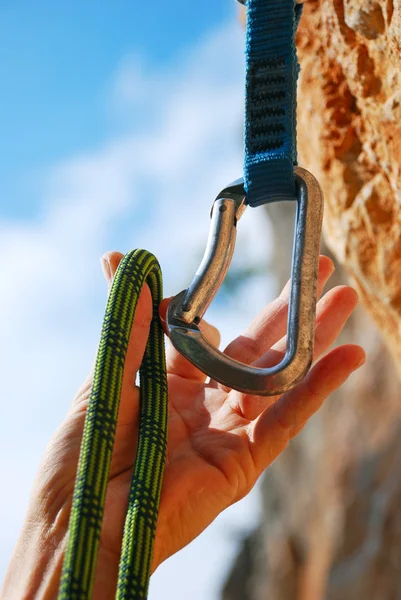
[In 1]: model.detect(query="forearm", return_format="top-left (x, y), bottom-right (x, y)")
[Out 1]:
top-left (1, 512), bottom-right (64, 600)
top-left (1, 505), bottom-right (156, 600)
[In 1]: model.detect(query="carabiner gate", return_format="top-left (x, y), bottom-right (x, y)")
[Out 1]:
top-left (166, 167), bottom-right (323, 396)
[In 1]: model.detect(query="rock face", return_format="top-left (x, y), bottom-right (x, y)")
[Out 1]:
top-left (296, 0), bottom-right (401, 367)
top-left (222, 4), bottom-right (401, 598)
top-left (222, 207), bottom-right (401, 600)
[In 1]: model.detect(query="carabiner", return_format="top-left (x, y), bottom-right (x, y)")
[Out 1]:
top-left (166, 167), bottom-right (323, 396)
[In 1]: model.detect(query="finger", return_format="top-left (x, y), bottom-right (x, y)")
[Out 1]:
top-left (222, 255), bottom-right (334, 366)
top-left (159, 297), bottom-right (221, 382)
top-left (249, 344), bottom-right (366, 474)
top-left (266, 286), bottom-right (359, 364)
top-left (230, 284), bottom-right (359, 420)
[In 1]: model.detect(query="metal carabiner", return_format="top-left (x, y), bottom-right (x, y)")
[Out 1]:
top-left (166, 167), bottom-right (323, 396)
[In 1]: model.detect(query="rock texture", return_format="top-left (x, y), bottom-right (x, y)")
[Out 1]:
top-left (222, 208), bottom-right (401, 600)
top-left (223, 4), bottom-right (401, 599)
top-left (296, 0), bottom-right (401, 367)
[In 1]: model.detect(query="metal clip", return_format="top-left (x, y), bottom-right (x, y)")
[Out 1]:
top-left (166, 167), bottom-right (323, 396)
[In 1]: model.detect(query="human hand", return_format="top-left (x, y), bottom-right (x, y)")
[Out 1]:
top-left (1, 253), bottom-right (364, 600)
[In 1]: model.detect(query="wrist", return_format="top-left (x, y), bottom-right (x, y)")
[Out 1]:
top-left (1, 510), bottom-right (65, 600)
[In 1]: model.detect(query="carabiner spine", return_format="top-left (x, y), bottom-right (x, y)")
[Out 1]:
top-left (175, 197), bottom-right (243, 324)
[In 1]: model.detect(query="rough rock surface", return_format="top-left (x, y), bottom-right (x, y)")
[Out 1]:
top-left (297, 0), bottom-right (401, 366)
top-left (222, 206), bottom-right (401, 600)
top-left (222, 4), bottom-right (401, 598)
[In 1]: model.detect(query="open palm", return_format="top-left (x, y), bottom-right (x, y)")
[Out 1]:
top-left (5, 251), bottom-right (364, 600)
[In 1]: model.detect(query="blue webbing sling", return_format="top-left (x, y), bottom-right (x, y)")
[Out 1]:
top-left (244, 0), bottom-right (303, 207)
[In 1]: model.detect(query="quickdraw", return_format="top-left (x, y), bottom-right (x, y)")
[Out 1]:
top-left (59, 1), bottom-right (323, 599)
top-left (167, 0), bottom-right (323, 396)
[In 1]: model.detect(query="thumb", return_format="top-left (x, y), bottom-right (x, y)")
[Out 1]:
top-left (71, 251), bottom-right (153, 422)
top-left (70, 251), bottom-right (125, 412)
top-left (101, 251), bottom-right (125, 289)
top-left (100, 250), bottom-right (153, 383)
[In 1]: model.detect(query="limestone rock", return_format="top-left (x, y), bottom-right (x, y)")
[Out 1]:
top-left (222, 207), bottom-right (401, 600)
top-left (296, 0), bottom-right (401, 368)
top-left (223, 4), bottom-right (401, 599)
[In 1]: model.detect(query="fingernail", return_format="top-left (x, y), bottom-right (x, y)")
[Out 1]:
top-left (101, 255), bottom-right (112, 286)
top-left (356, 355), bottom-right (366, 369)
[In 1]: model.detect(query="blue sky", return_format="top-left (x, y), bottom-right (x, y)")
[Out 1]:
top-left (0, 2), bottom-right (273, 598)
top-left (0, 1), bottom-right (234, 218)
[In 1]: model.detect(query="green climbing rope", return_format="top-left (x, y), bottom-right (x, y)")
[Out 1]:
top-left (58, 249), bottom-right (168, 600)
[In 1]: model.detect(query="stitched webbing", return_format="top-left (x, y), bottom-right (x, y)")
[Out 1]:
top-left (244, 0), bottom-right (303, 207)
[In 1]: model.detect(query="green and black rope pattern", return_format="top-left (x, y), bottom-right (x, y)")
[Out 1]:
top-left (58, 249), bottom-right (168, 600)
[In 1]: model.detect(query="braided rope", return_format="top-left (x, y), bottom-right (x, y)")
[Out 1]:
top-left (58, 249), bottom-right (168, 600)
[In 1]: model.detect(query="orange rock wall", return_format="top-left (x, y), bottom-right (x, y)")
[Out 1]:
top-left (297, 0), bottom-right (401, 363)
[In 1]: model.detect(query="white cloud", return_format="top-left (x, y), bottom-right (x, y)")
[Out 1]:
top-left (0, 18), bottom-right (271, 597)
